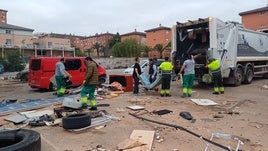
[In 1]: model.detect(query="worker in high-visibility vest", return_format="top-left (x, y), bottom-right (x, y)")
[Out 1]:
top-left (206, 58), bottom-right (224, 94)
top-left (159, 57), bottom-right (173, 97)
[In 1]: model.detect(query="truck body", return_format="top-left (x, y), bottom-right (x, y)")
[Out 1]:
top-left (171, 17), bottom-right (268, 86)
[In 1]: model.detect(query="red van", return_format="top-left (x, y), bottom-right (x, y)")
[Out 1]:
top-left (28, 57), bottom-right (106, 90)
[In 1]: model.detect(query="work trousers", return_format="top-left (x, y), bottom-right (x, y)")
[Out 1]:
top-left (56, 76), bottom-right (66, 97)
top-left (182, 74), bottom-right (195, 97)
top-left (81, 85), bottom-right (97, 107)
top-left (133, 76), bottom-right (139, 94)
top-left (211, 71), bottom-right (224, 93)
top-left (160, 74), bottom-right (171, 95)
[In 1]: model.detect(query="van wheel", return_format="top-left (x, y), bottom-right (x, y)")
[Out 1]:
top-left (0, 129), bottom-right (41, 151)
top-left (49, 82), bottom-right (56, 91)
top-left (99, 76), bottom-right (106, 85)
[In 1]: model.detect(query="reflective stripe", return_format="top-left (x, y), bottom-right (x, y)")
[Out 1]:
top-left (182, 88), bottom-right (187, 93)
top-left (90, 100), bottom-right (97, 107)
top-left (165, 90), bottom-right (170, 95)
top-left (187, 89), bottom-right (192, 95)
top-left (160, 90), bottom-right (165, 94)
top-left (214, 87), bottom-right (219, 92)
top-left (81, 97), bottom-right (88, 104)
top-left (219, 87), bottom-right (224, 92)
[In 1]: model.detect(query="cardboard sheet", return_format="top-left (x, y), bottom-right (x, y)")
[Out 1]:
top-left (190, 99), bottom-right (218, 106)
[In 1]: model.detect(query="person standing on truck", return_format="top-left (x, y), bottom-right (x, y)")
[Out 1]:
top-left (55, 58), bottom-right (71, 97)
top-left (80, 57), bottom-right (99, 110)
top-left (179, 53), bottom-right (201, 97)
top-left (132, 57), bottom-right (141, 95)
top-left (206, 58), bottom-right (224, 94)
top-left (148, 58), bottom-right (157, 83)
top-left (159, 57), bottom-right (173, 97)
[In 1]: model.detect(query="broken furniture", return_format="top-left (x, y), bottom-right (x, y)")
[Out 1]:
top-left (109, 74), bottom-right (133, 92)
top-left (138, 72), bottom-right (162, 90)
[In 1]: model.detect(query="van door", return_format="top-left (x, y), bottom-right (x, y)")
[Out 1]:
top-left (64, 58), bottom-right (85, 86)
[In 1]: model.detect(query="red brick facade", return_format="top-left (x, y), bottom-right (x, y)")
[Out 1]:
top-left (145, 25), bottom-right (171, 58)
top-left (239, 6), bottom-right (268, 31)
top-left (0, 9), bottom-right (7, 24)
top-left (121, 30), bottom-right (146, 45)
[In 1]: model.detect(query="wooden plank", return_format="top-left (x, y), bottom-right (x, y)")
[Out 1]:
top-left (125, 130), bottom-right (155, 151)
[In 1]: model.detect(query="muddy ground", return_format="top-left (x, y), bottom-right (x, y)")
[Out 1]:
top-left (0, 75), bottom-right (267, 151)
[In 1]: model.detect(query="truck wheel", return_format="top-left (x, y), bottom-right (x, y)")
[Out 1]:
top-left (62, 113), bottom-right (91, 129)
top-left (0, 129), bottom-right (41, 151)
top-left (49, 82), bottom-right (56, 91)
top-left (243, 66), bottom-right (253, 84)
top-left (234, 66), bottom-right (243, 86)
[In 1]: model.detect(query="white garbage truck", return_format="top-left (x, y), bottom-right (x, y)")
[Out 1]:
top-left (171, 17), bottom-right (268, 86)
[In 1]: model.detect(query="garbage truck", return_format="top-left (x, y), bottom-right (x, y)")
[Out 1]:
top-left (171, 17), bottom-right (268, 86)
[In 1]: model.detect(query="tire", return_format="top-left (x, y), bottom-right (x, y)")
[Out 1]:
top-left (0, 129), bottom-right (41, 151)
top-left (98, 76), bottom-right (106, 85)
top-left (49, 82), bottom-right (56, 91)
top-left (243, 65), bottom-right (253, 84)
top-left (62, 113), bottom-right (91, 129)
top-left (234, 66), bottom-right (243, 86)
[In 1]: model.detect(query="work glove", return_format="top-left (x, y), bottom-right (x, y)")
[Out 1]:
top-left (82, 80), bottom-right (86, 85)
top-left (152, 76), bottom-right (154, 79)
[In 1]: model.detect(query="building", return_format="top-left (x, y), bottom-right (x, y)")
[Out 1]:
top-left (239, 5), bottom-right (268, 32)
top-left (0, 9), bottom-right (7, 24)
top-left (32, 33), bottom-right (75, 57)
top-left (74, 32), bottom-right (114, 57)
top-left (0, 23), bottom-right (34, 58)
top-left (121, 29), bottom-right (146, 45)
top-left (145, 24), bottom-right (171, 58)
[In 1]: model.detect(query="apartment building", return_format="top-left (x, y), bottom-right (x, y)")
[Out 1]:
top-left (145, 24), bottom-right (171, 58)
top-left (121, 29), bottom-right (146, 45)
top-left (74, 32), bottom-right (114, 57)
top-left (239, 5), bottom-right (268, 32)
top-left (0, 9), bottom-right (7, 24)
top-left (32, 33), bottom-right (75, 57)
top-left (0, 23), bottom-right (34, 58)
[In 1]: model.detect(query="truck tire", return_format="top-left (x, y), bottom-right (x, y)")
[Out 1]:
top-left (0, 129), bottom-right (41, 151)
top-left (234, 66), bottom-right (243, 86)
top-left (62, 113), bottom-right (91, 129)
top-left (243, 65), bottom-right (253, 84)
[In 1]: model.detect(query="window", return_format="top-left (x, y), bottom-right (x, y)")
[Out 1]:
top-left (5, 30), bottom-right (11, 34)
top-left (48, 42), bottom-right (52, 48)
top-left (65, 59), bottom-right (82, 70)
top-left (6, 39), bottom-right (12, 46)
top-left (259, 12), bottom-right (265, 15)
top-left (259, 25), bottom-right (266, 29)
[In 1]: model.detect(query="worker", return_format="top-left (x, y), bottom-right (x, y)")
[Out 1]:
top-left (206, 58), bottom-right (224, 94)
top-left (132, 57), bottom-right (141, 95)
top-left (148, 58), bottom-right (157, 83)
top-left (80, 57), bottom-right (99, 110)
top-left (159, 57), bottom-right (173, 97)
top-left (55, 57), bottom-right (71, 97)
top-left (179, 53), bottom-right (201, 97)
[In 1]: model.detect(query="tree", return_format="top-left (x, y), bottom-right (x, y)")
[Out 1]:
top-left (75, 48), bottom-right (85, 57)
top-left (109, 32), bottom-right (121, 49)
top-left (154, 42), bottom-right (171, 59)
top-left (112, 38), bottom-right (143, 57)
top-left (92, 42), bottom-right (104, 57)
top-left (0, 49), bottom-right (25, 72)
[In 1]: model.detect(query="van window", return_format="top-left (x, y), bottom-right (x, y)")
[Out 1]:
top-left (65, 59), bottom-right (82, 70)
top-left (31, 60), bottom-right (41, 70)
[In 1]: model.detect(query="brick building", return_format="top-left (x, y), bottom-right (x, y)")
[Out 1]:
top-left (239, 5), bottom-right (268, 32)
top-left (145, 24), bottom-right (171, 58)
top-left (73, 32), bottom-right (114, 57)
top-left (121, 29), bottom-right (146, 45)
top-left (0, 9), bottom-right (7, 24)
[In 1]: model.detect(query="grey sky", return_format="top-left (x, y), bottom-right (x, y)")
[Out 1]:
top-left (1, 0), bottom-right (267, 36)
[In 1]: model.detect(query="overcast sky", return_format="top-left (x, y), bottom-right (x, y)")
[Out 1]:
top-left (1, 0), bottom-right (267, 36)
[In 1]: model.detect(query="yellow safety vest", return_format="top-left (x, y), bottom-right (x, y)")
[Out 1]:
top-left (208, 59), bottom-right (220, 71)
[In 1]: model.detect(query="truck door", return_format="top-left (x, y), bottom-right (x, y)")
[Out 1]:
top-left (216, 23), bottom-right (238, 78)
